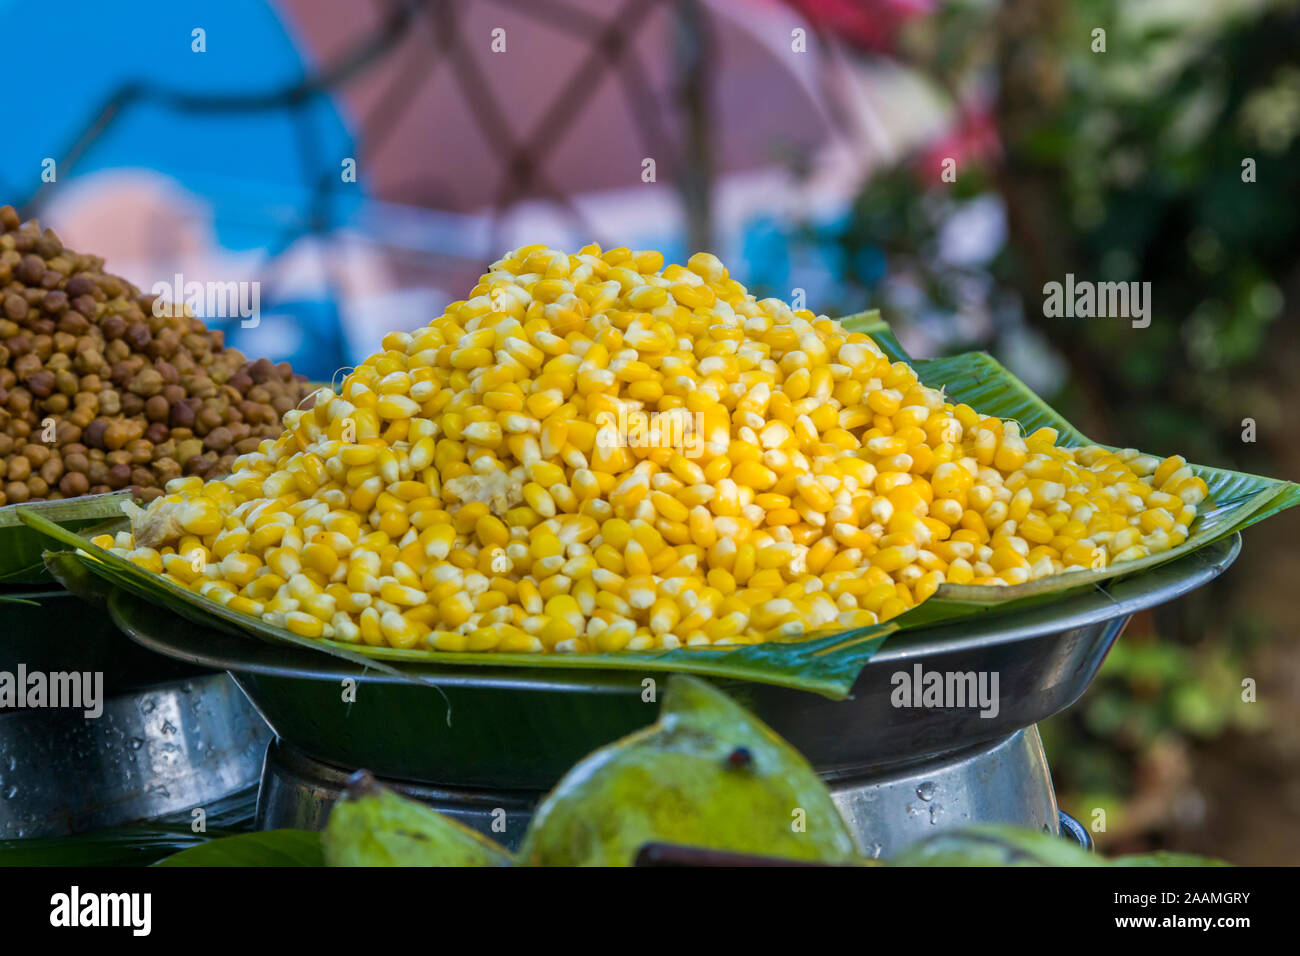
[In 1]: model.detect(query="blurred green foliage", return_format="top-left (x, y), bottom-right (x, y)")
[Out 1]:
top-left (801, 0), bottom-right (1300, 840)
top-left (821, 0), bottom-right (1300, 463)
top-left (1040, 628), bottom-right (1268, 840)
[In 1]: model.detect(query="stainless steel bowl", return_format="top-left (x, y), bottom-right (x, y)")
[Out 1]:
top-left (0, 673), bottom-right (270, 839)
top-left (110, 535), bottom-right (1240, 789)
top-left (0, 585), bottom-right (272, 839)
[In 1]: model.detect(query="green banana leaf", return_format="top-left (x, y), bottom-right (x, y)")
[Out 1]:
top-left (0, 830), bottom-right (221, 868)
top-left (886, 824), bottom-right (1228, 867)
top-left (0, 786), bottom-right (258, 867)
top-left (14, 313), bottom-right (1299, 698)
top-left (20, 510), bottom-right (471, 696)
top-left (19, 506), bottom-right (895, 698)
top-left (156, 830), bottom-right (324, 867)
top-left (1112, 851), bottom-right (1229, 867)
top-left (0, 492), bottom-right (134, 585)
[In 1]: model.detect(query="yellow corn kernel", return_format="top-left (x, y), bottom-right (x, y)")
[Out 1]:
top-left (284, 611), bottom-right (324, 639)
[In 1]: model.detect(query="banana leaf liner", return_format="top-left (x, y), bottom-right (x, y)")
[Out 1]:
top-left (0, 787), bottom-right (259, 867)
top-left (0, 492), bottom-right (134, 586)
top-left (16, 314), bottom-right (1299, 698)
top-left (23, 507), bottom-right (896, 697)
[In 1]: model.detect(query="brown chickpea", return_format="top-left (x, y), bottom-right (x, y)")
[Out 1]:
top-left (126, 439), bottom-right (153, 465)
top-left (39, 456), bottom-right (62, 485)
top-left (58, 471), bottom-right (89, 497)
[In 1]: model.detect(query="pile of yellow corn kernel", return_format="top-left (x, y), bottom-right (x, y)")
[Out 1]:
top-left (97, 244), bottom-right (1210, 654)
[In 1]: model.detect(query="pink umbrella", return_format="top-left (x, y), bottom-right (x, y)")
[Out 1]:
top-left (277, 0), bottom-right (846, 225)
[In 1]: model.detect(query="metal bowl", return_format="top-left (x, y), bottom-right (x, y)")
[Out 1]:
top-left (109, 535), bottom-right (1240, 790)
top-left (0, 673), bottom-right (270, 839)
top-left (0, 586), bottom-right (271, 839)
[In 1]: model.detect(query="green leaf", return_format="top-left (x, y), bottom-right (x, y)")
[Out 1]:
top-left (888, 825), bottom-right (1104, 867)
top-left (0, 829), bottom-right (215, 868)
top-left (888, 825), bottom-right (1233, 866)
top-left (0, 492), bottom-right (133, 585)
top-left (15, 508), bottom-right (461, 696)
top-left (42, 548), bottom-right (117, 608)
top-left (0, 787), bottom-right (259, 867)
top-left (1113, 851), bottom-right (1230, 867)
top-left (157, 830), bottom-right (324, 867)
top-left (14, 315), bottom-right (1298, 699)
top-left (840, 309), bottom-right (910, 361)
top-left (911, 350), bottom-right (1089, 445)
top-left (20, 503), bottom-right (895, 699)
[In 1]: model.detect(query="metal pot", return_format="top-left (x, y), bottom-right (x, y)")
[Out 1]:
top-left (0, 587), bottom-right (271, 840)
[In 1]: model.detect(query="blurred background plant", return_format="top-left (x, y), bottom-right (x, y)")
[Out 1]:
top-left (4, 0), bottom-right (1298, 861)
top-left (783, 0), bottom-right (1300, 860)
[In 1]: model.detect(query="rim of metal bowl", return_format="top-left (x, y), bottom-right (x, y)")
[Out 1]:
top-left (113, 533), bottom-right (1241, 693)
